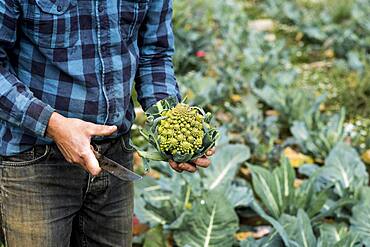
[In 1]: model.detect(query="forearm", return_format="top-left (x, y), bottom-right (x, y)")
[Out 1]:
top-left (135, 0), bottom-right (181, 111)
top-left (0, 67), bottom-right (55, 137)
top-left (135, 55), bottom-right (181, 110)
top-left (0, 0), bottom-right (54, 137)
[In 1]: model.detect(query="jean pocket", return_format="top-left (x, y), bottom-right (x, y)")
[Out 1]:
top-left (119, 0), bottom-right (149, 40)
top-left (23, 0), bottom-right (79, 48)
top-left (1, 146), bottom-right (50, 167)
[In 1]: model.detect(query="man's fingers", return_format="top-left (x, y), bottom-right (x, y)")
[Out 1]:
top-left (89, 124), bottom-right (117, 137)
top-left (82, 150), bottom-right (102, 176)
top-left (178, 163), bottom-right (197, 173)
top-left (206, 148), bottom-right (216, 156)
top-left (169, 160), bottom-right (183, 173)
top-left (169, 160), bottom-right (178, 169)
top-left (193, 157), bottom-right (211, 168)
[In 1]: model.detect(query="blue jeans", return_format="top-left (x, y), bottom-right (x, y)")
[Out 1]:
top-left (0, 136), bottom-right (133, 247)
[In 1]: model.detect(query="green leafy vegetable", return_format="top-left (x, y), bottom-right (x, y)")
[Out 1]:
top-left (172, 192), bottom-right (239, 247)
top-left (136, 96), bottom-right (219, 163)
top-left (291, 108), bottom-right (346, 159)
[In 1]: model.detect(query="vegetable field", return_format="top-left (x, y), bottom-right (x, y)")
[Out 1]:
top-left (132, 0), bottom-right (370, 246)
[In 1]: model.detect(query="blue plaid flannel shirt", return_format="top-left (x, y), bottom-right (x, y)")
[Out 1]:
top-left (0, 0), bottom-right (181, 155)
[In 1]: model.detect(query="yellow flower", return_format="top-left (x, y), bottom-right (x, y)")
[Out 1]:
top-left (324, 49), bottom-right (335, 59)
top-left (283, 147), bottom-right (314, 168)
top-left (362, 150), bottom-right (370, 164)
top-left (230, 94), bottom-right (242, 103)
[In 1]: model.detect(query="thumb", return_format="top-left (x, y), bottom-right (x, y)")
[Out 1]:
top-left (89, 124), bottom-right (117, 137)
top-left (83, 150), bottom-right (102, 176)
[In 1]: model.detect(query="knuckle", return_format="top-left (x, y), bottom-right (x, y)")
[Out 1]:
top-left (85, 122), bottom-right (96, 131)
top-left (85, 127), bottom-right (95, 136)
top-left (79, 149), bottom-right (91, 160)
top-left (79, 151), bottom-right (89, 159)
top-left (194, 162), bottom-right (202, 167)
top-left (185, 166), bottom-right (193, 171)
top-left (71, 158), bottom-right (79, 164)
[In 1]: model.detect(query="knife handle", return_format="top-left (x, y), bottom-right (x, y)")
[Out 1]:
top-left (90, 145), bottom-right (102, 159)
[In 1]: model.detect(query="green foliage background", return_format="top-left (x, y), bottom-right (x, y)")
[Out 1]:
top-left (133, 0), bottom-right (370, 246)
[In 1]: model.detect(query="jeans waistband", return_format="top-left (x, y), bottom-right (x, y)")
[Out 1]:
top-left (1, 133), bottom-right (131, 161)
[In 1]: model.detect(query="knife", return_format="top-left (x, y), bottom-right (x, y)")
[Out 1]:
top-left (91, 146), bottom-right (142, 181)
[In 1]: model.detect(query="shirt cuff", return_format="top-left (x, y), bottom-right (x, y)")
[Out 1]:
top-left (143, 92), bottom-right (182, 112)
top-left (22, 99), bottom-right (55, 137)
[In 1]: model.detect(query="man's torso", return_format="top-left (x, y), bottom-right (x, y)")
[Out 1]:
top-left (0, 0), bottom-right (150, 155)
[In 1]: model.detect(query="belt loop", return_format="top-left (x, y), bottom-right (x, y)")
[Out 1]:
top-left (31, 146), bottom-right (36, 159)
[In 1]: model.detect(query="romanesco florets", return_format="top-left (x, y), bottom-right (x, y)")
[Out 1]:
top-left (158, 104), bottom-right (204, 155)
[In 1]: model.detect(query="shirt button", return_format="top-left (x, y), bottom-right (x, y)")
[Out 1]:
top-left (101, 45), bottom-right (107, 52)
top-left (98, 5), bottom-right (104, 12)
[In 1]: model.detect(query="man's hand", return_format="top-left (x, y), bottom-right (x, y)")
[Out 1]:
top-left (46, 112), bottom-right (117, 176)
top-left (169, 148), bottom-right (216, 173)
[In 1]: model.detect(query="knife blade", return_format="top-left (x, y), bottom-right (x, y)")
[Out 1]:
top-left (99, 155), bottom-right (142, 181)
top-left (92, 146), bottom-right (142, 181)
